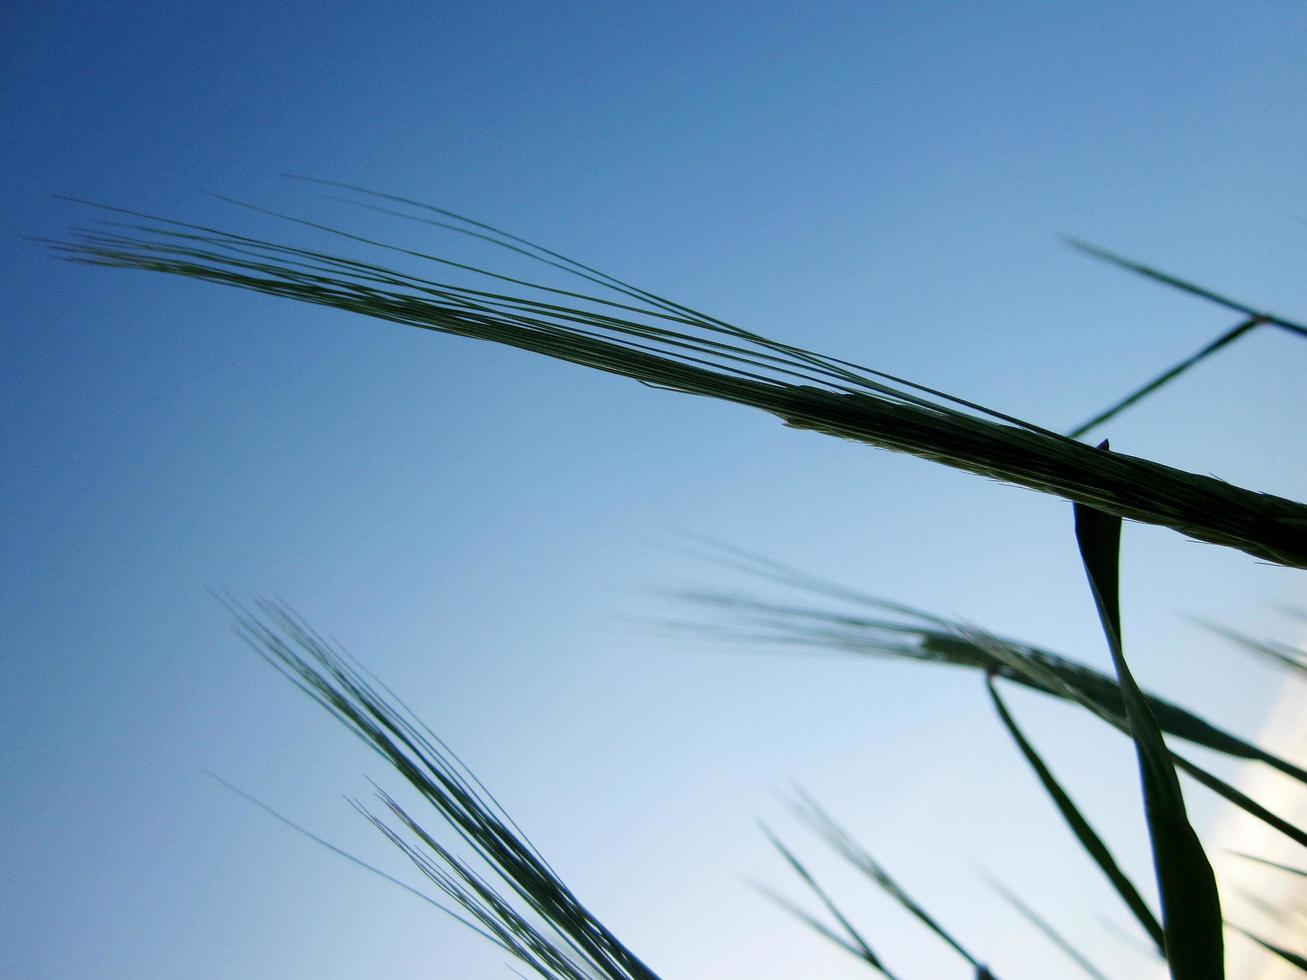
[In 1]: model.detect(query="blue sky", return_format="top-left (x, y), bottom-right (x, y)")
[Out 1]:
top-left (3, 2), bottom-right (1306, 977)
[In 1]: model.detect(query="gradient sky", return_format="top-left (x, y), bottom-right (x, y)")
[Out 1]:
top-left (4, 3), bottom-right (1306, 978)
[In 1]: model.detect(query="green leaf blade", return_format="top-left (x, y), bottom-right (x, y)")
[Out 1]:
top-left (1074, 493), bottom-right (1224, 978)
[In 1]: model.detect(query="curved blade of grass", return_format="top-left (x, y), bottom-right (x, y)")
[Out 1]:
top-left (1165, 752), bottom-right (1307, 851)
top-left (792, 791), bottom-right (1000, 978)
top-left (230, 600), bottom-right (660, 980)
top-left (1066, 240), bottom-right (1307, 340)
top-left (1229, 924), bottom-right (1307, 973)
top-left (986, 676), bottom-right (1164, 954)
top-left (1074, 490), bottom-right (1224, 977)
top-left (982, 874), bottom-right (1113, 980)
top-left (759, 824), bottom-right (900, 978)
top-left (1067, 316), bottom-right (1261, 439)
top-left (50, 198), bottom-right (1307, 569)
top-left (968, 625), bottom-right (1307, 853)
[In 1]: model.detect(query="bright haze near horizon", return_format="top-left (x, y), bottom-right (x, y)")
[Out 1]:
top-left (3, 3), bottom-right (1305, 978)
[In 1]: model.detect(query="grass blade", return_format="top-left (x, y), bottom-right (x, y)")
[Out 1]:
top-left (973, 623), bottom-right (1307, 853)
top-left (759, 824), bottom-right (900, 978)
top-left (1074, 485), bottom-right (1224, 977)
top-left (1067, 316), bottom-right (1260, 439)
top-left (793, 792), bottom-right (999, 978)
top-left (1166, 752), bottom-right (1307, 851)
top-left (983, 875), bottom-right (1113, 980)
top-left (986, 676), bottom-right (1164, 954)
top-left (1066, 240), bottom-right (1307, 340)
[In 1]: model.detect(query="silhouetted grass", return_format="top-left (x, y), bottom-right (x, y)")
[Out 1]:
top-left (757, 823), bottom-right (901, 978)
top-left (673, 544), bottom-right (1307, 789)
top-left (57, 187), bottom-right (1307, 976)
top-left (779, 790), bottom-right (999, 979)
top-left (1066, 240), bottom-right (1307, 340)
top-left (49, 193), bottom-right (1307, 569)
top-left (1072, 498), bottom-right (1223, 976)
top-left (1065, 315), bottom-right (1262, 439)
top-left (230, 600), bottom-right (660, 980)
top-left (1063, 240), bottom-right (1306, 438)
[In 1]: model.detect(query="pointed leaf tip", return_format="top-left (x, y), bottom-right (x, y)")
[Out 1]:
top-left (1072, 503), bottom-right (1225, 978)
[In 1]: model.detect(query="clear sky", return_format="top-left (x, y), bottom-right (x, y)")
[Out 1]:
top-left (3, 2), bottom-right (1306, 977)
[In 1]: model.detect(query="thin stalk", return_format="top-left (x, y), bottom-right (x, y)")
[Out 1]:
top-left (760, 824), bottom-right (900, 978)
top-left (1067, 240), bottom-right (1307, 340)
top-left (1068, 316), bottom-right (1262, 438)
top-left (793, 791), bottom-right (1000, 978)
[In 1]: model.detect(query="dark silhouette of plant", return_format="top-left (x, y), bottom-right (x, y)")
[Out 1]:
top-left (54, 184), bottom-right (1307, 976)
